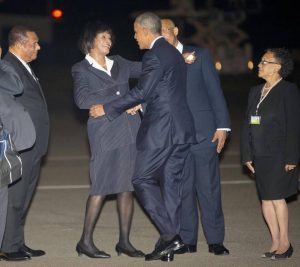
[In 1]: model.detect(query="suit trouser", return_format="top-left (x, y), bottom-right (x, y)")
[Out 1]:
top-left (180, 145), bottom-right (225, 245)
top-left (0, 186), bottom-right (8, 247)
top-left (132, 144), bottom-right (190, 238)
top-left (1, 151), bottom-right (41, 252)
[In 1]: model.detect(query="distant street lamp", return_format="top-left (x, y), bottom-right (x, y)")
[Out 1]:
top-left (51, 8), bottom-right (63, 20)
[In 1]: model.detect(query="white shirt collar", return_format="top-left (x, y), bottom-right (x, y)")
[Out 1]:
top-left (85, 54), bottom-right (114, 76)
top-left (175, 41), bottom-right (183, 54)
top-left (150, 36), bottom-right (164, 49)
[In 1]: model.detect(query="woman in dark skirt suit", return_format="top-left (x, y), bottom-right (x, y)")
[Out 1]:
top-left (72, 21), bottom-right (144, 258)
top-left (241, 48), bottom-right (300, 260)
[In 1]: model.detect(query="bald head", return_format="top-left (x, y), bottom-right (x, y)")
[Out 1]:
top-left (161, 18), bottom-right (179, 47)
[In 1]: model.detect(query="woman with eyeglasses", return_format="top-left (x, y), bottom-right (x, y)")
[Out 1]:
top-left (241, 48), bottom-right (300, 260)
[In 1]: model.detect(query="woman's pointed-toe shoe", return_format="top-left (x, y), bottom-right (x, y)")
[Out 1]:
top-left (76, 243), bottom-right (110, 258)
top-left (271, 244), bottom-right (293, 260)
top-left (115, 244), bottom-right (145, 257)
top-left (261, 251), bottom-right (276, 258)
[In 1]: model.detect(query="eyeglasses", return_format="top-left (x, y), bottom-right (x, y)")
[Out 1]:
top-left (259, 60), bottom-right (280, 65)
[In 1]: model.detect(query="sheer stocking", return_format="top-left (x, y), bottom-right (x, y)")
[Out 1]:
top-left (116, 191), bottom-right (136, 251)
top-left (78, 195), bottom-right (105, 252)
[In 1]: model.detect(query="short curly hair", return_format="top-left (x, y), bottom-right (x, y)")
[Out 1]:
top-left (265, 48), bottom-right (294, 78)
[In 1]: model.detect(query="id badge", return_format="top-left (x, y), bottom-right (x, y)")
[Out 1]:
top-left (250, 116), bottom-right (261, 125)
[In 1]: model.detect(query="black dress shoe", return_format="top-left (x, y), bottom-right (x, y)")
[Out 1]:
top-left (145, 235), bottom-right (184, 261)
top-left (208, 244), bottom-right (229, 255)
top-left (0, 251), bottom-right (31, 261)
top-left (261, 251), bottom-right (276, 258)
top-left (174, 244), bottom-right (197, 254)
top-left (161, 251), bottom-right (174, 262)
top-left (76, 243), bottom-right (110, 258)
top-left (271, 244), bottom-right (293, 260)
top-left (115, 244), bottom-right (145, 257)
top-left (20, 245), bottom-right (45, 257)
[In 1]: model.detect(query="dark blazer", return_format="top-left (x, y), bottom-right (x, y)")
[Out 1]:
top-left (241, 80), bottom-right (300, 164)
top-left (183, 45), bottom-right (230, 147)
top-left (104, 38), bottom-right (201, 150)
top-left (72, 55), bottom-right (141, 152)
top-left (0, 60), bottom-right (35, 151)
top-left (3, 52), bottom-right (49, 158)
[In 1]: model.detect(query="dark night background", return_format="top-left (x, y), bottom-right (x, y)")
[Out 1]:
top-left (1, 0), bottom-right (299, 114)
top-left (1, 0), bottom-right (300, 65)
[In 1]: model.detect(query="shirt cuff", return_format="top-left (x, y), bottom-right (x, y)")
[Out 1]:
top-left (217, 128), bottom-right (231, 131)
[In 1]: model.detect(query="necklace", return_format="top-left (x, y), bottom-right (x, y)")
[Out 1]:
top-left (263, 78), bottom-right (282, 91)
top-left (256, 78), bottom-right (282, 114)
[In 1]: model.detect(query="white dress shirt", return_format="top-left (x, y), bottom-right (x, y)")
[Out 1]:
top-left (85, 54), bottom-right (114, 77)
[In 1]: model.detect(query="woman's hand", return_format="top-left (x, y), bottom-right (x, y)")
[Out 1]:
top-left (245, 161), bottom-right (255, 174)
top-left (126, 104), bottom-right (142, 115)
top-left (89, 104), bottom-right (105, 118)
top-left (285, 164), bottom-right (296, 172)
top-left (182, 51), bottom-right (196, 64)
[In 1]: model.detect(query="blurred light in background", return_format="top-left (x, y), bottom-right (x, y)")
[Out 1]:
top-left (247, 60), bottom-right (254, 70)
top-left (215, 61), bottom-right (222, 71)
top-left (51, 8), bottom-right (63, 20)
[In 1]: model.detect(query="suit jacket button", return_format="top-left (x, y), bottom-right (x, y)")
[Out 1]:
top-left (116, 91), bottom-right (120, 95)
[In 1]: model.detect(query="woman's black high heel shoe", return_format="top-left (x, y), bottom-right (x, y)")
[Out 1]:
top-left (115, 244), bottom-right (145, 257)
top-left (271, 244), bottom-right (293, 260)
top-left (76, 243), bottom-right (111, 258)
top-left (261, 251), bottom-right (276, 258)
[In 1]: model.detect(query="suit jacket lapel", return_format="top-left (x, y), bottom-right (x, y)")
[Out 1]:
top-left (85, 59), bottom-right (115, 83)
top-left (8, 53), bottom-right (47, 104)
top-left (110, 59), bottom-right (119, 81)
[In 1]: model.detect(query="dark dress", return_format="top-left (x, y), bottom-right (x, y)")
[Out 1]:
top-left (241, 80), bottom-right (300, 200)
top-left (72, 56), bottom-right (141, 195)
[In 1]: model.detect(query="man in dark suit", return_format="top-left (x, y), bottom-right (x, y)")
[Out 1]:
top-left (161, 19), bottom-right (231, 255)
top-left (0, 26), bottom-right (49, 261)
top-left (90, 12), bottom-right (203, 261)
top-left (0, 45), bottom-right (36, 249)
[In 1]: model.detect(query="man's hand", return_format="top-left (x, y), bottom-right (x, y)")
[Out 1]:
top-left (126, 104), bottom-right (142, 115)
top-left (89, 104), bottom-right (105, 118)
top-left (211, 130), bottom-right (227, 153)
top-left (182, 51), bottom-right (196, 64)
top-left (245, 161), bottom-right (255, 174)
top-left (285, 164), bottom-right (296, 172)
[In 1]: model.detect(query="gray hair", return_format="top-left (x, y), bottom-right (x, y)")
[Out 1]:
top-left (135, 12), bottom-right (161, 34)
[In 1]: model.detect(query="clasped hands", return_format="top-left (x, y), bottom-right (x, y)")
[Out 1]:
top-left (89, 104), bottom-right (142, 118)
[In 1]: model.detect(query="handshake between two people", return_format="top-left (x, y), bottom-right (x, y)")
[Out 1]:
top-left (89, 104), bottom-right (142, 118)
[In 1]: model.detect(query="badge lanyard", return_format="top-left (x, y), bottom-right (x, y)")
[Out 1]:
top-left (255, 78), bottom-right (282, 115)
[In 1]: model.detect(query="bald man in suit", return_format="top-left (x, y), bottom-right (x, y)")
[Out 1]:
top-left (161, 18), bottom-right (230, 256)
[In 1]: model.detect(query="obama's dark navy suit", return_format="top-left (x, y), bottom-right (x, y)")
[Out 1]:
top-left (104, 38), bottom-right (203, 237)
